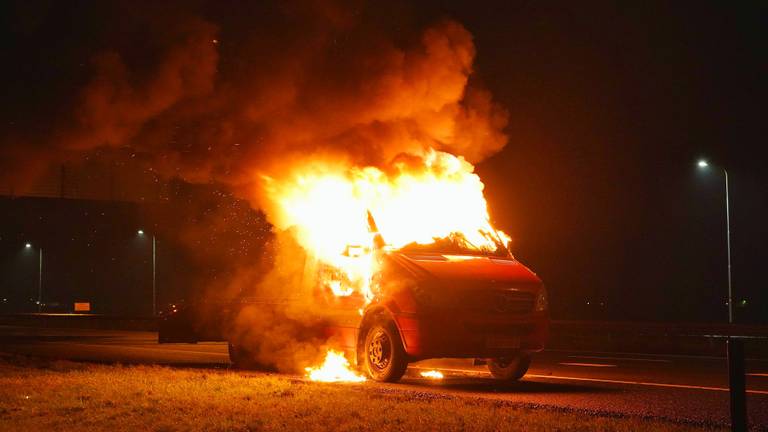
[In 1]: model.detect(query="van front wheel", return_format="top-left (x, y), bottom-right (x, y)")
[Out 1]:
top-left (488, 354), bottom-right (530, 381)
top-left (363, 322), bottom-right (408, 382)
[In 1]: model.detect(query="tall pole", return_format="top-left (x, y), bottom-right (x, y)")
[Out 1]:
top-left (724, 169), bottom-right (732, 324)
top-left (723, 168), bottom-right (746, 432)
top-left (37, 248), bottom-right (43, 313)
top-left (152, 235), bottom-right (157, 317)
top-left (698, 160), bottom-right (746, 430)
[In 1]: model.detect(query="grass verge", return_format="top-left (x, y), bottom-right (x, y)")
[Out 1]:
top-left (0, 355), bottom-right (722, 431)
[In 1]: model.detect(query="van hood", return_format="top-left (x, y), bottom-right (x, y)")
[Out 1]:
top-left (390, 252), bottom-right (542, 287)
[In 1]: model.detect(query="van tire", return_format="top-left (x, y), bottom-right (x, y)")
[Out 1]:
top-left (488, 354), bottom-right (530, 381)
top-left (362, 321), bottom-right (408, 382)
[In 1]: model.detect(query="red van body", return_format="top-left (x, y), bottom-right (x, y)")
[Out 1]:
top-left (318, 251), bottom-right (548, 370)
top-left (161, 248), bottom-right (549, 382)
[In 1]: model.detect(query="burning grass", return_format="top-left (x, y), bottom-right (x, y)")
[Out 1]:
top-left (0, 355), bottom-right (723, 432)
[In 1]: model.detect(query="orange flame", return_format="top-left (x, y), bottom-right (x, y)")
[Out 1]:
top-left (420, 370), bottom-right (444, 379)
top-left (263, 148), bottom-right (509, 302)
top-left (270, 149), bottom-right (509, 380)
top-left (305, 350), bottom-right (366, 383)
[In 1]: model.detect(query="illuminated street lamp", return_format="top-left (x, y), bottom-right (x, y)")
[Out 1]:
top-left (138, 229), bottom-right (157, 316)
top-left (697, 159), bottom-right (745, 430)
top-left (696, 159), bottom-right (732, 323)
top-left (24, 243), bottom-right (43, 313)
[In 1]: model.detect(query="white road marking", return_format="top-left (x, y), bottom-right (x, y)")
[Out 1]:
top-left (559, 362), bottom-right (617, 368)
top-left (568, 355), bottom-right (671, 363)
top-left (527, 374), bottom-right (768, 395)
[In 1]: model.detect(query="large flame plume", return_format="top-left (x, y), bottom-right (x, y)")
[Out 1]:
top-left (266, 149), bottom-right (510, 382)
top-left (264, 149), bottom-right (510, 303)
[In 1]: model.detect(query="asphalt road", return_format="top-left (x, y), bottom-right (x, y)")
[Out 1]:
top-left (1, 325), bottom-right (767, 430)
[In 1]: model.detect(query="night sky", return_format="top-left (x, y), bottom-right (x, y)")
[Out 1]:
top-left (1, 1), bottom-right (765, 322)
top-left (457, 1), bottom-right (767, 322)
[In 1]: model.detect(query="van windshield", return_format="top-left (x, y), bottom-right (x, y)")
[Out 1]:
top-left (396, 232), bottom-right (510, 258)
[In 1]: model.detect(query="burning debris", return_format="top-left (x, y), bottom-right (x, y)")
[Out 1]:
top-left (419, 370), bottom-right (445, 379)
top-left (305, 350), bottom-right (366, 383)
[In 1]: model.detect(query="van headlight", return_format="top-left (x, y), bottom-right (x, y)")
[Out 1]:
top-left (535, 286), bottom-right (548, 312)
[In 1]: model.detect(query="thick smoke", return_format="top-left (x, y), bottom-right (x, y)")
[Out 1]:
top-left (1, 1), bottom-right (509, 372)
top-left (2, 1), bottom-right (507, 201)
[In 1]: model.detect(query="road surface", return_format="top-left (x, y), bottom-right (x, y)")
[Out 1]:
top-left (1, 325), bottom-right (766, 430)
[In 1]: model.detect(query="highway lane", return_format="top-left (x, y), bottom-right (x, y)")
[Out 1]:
top-left (1, 325), bottom-right (767, 430)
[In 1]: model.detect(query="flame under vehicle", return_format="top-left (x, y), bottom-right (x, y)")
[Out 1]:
top-left (160, 230), bottom-right (549, 383)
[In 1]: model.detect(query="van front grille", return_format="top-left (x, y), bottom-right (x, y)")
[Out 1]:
top-left (464, 290), bottom-right (535, 314)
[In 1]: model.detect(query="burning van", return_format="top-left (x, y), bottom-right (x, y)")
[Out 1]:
top-left (160, 150), bottom-right (548, 382)
top-left (160, 222), bottom-right (548, 383)
top-left (326, 239), bottom-right (547, 382)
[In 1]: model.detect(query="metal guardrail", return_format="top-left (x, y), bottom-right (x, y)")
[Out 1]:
top-left (548, 320), bottom-right (768, 361)
top-left (550, 320), bottom-right (768, 338)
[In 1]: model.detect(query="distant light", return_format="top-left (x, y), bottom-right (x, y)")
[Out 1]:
top-left (137, 230), bottom-right (145, 235)
top-left (25, 243), bottom-right (32, 248)
top-left (697, 160), bottom-right (709, 168)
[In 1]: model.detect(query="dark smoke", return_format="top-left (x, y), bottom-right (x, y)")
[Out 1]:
top-left (2, 1), bottom-right (507, 197)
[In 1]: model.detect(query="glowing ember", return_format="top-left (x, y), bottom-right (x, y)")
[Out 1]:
top-left (263, 148), bottom-right (510, 303)
top-left (420, 370), bottom-right (444, 379)
top-left (305, 350), bottom-right (366, 383)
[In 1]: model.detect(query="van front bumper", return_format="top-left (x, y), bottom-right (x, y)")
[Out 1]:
top-left (395, 311), bottom-right (549, 360)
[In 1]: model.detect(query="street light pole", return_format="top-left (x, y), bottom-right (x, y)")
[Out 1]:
top-left (152, 234), bottom-right (156, 317)
top-left (724, 169), bottom-right (733, 324)
top-left (138, 229), bottom-right (157, 317)
top-left (38, 247), bottom-right (43, 313)
top-left (697, 160), bottom-right (745, 432)
top-left (699, 160), bottom-right (734, 320)
top-left (723, 167), bottom-right (747, 432)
